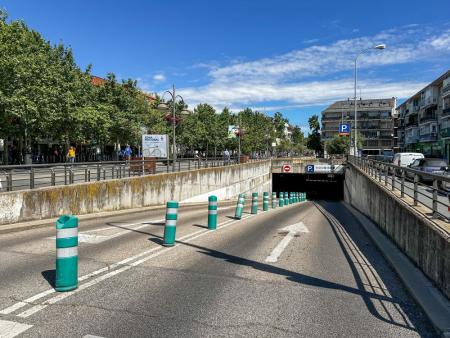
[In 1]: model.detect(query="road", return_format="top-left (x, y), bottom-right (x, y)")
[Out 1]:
top-left (0, 199), bottom-right (435, 337)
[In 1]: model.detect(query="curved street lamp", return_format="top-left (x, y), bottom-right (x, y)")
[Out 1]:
top-left (353, 44), bottom-right (386, 156)
top-left (158, 85), bottom-right (191, 165)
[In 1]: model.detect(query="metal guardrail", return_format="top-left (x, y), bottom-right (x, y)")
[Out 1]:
top-left (0, 157), bottom-right (263, 192)
top-left (348, 155), bottom-right (450, 223)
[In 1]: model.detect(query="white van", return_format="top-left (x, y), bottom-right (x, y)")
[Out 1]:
top-left (392, 152), bottom-right (424, 167)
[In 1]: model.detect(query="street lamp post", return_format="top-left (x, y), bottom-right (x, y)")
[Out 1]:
top-left (353, 44), bottom-right (386, 156)
top-left (158, 85), bottom-right (190, 167)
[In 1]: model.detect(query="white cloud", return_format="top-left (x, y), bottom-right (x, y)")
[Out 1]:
top-left (153, 73), bottom-right (166, 82)
top-left (178, 79), bottom-right (427, 112)
top-left (170, 25), bottom-right (450, 111)
top-left (430, 31), bottom-right (450, 51)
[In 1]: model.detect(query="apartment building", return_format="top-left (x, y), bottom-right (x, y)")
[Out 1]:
top-left (321, 98), bottom-right (397, 155)
top-left (396, 69), bottom-right (450, 158)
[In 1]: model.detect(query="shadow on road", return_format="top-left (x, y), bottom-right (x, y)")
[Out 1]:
top-left (41, 269), bottom-right (56, 288)
top-left (166, 203), bottom-right (431, 336)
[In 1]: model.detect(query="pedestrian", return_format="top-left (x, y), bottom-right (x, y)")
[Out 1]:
top-left (224, 149), bottom-right (230, 164)
top-left (124, 144), bottom-right (132, 161)
top-left (67, 146), bottom-right (76, 163)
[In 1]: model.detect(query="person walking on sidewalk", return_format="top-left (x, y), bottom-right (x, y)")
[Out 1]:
top-left (67, 146), bottom-right (76, 163)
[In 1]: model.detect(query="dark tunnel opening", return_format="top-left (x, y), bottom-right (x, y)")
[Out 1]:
top-left (272, 173), bottom-right (344, 200)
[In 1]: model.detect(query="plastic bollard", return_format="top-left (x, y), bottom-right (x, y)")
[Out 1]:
top-left (284, 192), bottom-right (289, 206)
top-left (234, 193), bottom-right (245, 219)
top-left (163, 201), bottom-right (179, 246)
top-left (208, 195), bottom-right (218, 230)
top-left (251, 192), bottom-right (258, 214)
top-left (55, 215), bottom-right (78, 292)
top-left (263, 192), bottom-right (269, 211)
top-left (272, 192), bottom-right (277, 209)
top-left (279, 192), bottom-right (284, 207)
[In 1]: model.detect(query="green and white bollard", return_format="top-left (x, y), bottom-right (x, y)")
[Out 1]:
top-left (163, 201), bottom-right (178, 246)
top-left (284, 192), bottom-right (289, 206)
top-left (234, 193), bottom-right (245, 219)
top-left (272, 192), bottom-right (277, 209)
top-left (279, 192), bottom-right (284, 207)
top-left (294, 192), bottom-right (298, 203)
top-left (263, 192), bottom-right (269, 211)
top-left (56, 215), bottom-right (78, 292)
top-left (251, 192), bottom-right (258, 214)
top-left (208, 195), bottom-right (218, 230)
top-left (289, 192), bottom-right (294, 204)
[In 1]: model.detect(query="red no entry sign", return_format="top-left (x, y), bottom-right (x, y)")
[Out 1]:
top-left (282, 165), bottom-right (292, 173)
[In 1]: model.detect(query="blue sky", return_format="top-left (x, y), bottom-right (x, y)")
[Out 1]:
top-left (2, 0), bottom-right (450, 132)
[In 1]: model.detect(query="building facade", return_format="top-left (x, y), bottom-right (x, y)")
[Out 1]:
top-left (396, 69), bottom-right (450, 158)
top-left (321, 98), bottom-right (397, 155)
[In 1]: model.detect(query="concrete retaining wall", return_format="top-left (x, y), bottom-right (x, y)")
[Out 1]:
top-left (344, 163), bottom-right (450, 300)
top-left (0, 160), bottom-right (272, 226)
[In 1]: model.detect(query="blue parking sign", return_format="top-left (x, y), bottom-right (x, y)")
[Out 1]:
top-left (306, 165), bottom-right (314, 173)
top-left (339, 123), bottom-right (350, 135)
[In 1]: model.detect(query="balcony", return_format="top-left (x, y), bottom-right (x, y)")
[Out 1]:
top-left (423, 96), bottom-right (438, 108)
top-left (405, 120), bottom-right (418, 128)
top-left (440, 127), bottom-right (450, 138)
top-left (443, 83), bottom-right (450, 97)
top-left (405, 134), bottom-right (419, 145)
top-left (419, 113), bottom-right (437, 123)
top-left (419, 133), bottom-right (437, 142)
top-left (442, 107), bottom-right (450, 118)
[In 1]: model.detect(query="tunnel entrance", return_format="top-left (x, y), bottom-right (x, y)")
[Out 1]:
top-left (272, 173), bottom-right (344, 200)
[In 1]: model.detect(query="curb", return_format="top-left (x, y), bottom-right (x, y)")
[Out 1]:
top-left (344, 202), bottom-right (450, 338)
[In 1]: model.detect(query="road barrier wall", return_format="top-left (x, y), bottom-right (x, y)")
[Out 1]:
top-left (344, 162), bottom-right (450, 300)
top-left (0, 160), bottom-right (271, 226)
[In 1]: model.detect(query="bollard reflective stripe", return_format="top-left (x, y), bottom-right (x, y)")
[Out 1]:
top-left (279, 192), bottom-right (284, 207)
top-left (263, 192), bottom-right (269, 211)
top-left (251, 192), bottom-right (258, 214)
top-left (208, 195), bottom-right (218, 230)
top-left (55, 215), bottom-right (78, 292)
top-left (163, 201), bottom-right (179, 246)
top-left (234, 193), bottom-right (245, 219)
top-left (272, 192), bottom-right (277, 209)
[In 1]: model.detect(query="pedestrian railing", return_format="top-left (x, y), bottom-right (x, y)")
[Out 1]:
top-left (0, 156), bottom-right (265, 192)
top-left (348, 155), bottom-right (450, 223)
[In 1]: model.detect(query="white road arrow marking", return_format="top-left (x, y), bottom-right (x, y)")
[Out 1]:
top-left (265, 222), bottom-right (309, 263)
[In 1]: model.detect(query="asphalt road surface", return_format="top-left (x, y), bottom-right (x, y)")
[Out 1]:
top-left (0, 200), bottom-right (436, 337)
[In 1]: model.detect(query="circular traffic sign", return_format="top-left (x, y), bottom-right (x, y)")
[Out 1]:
top-left (282, 165), bottom-right (292, 173)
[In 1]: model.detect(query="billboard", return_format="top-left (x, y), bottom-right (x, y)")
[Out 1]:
top-left (142, 134), bottom-right (168, 158)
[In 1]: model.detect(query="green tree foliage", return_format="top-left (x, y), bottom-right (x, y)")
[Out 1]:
top-left (306, 115), bottom-right (323, 154)
top-left (325, 135), bottom-right (349, 154)
top-left (0, 11), bottom-right (307, 161)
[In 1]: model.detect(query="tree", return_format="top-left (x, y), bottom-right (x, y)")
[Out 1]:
top-left (306, 115), bottom-right (323, 154)
top-left (325, 135), bottom-right (349, 155)
top-left (325, 131), bottom-right (364, 155)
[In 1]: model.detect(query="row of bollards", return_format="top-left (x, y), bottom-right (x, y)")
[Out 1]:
top-left (54, 190), bottom-right (307, 292)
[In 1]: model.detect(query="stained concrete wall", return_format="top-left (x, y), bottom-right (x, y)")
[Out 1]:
top-left (0, 160), bottom-right (271, 226)
top-left (344, 163), bottom-right (450, 299)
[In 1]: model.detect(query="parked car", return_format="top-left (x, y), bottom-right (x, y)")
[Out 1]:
top-left (392, 152), bottom-right (424, 167)
top-left (405, 158), bottom-right (448, 182)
